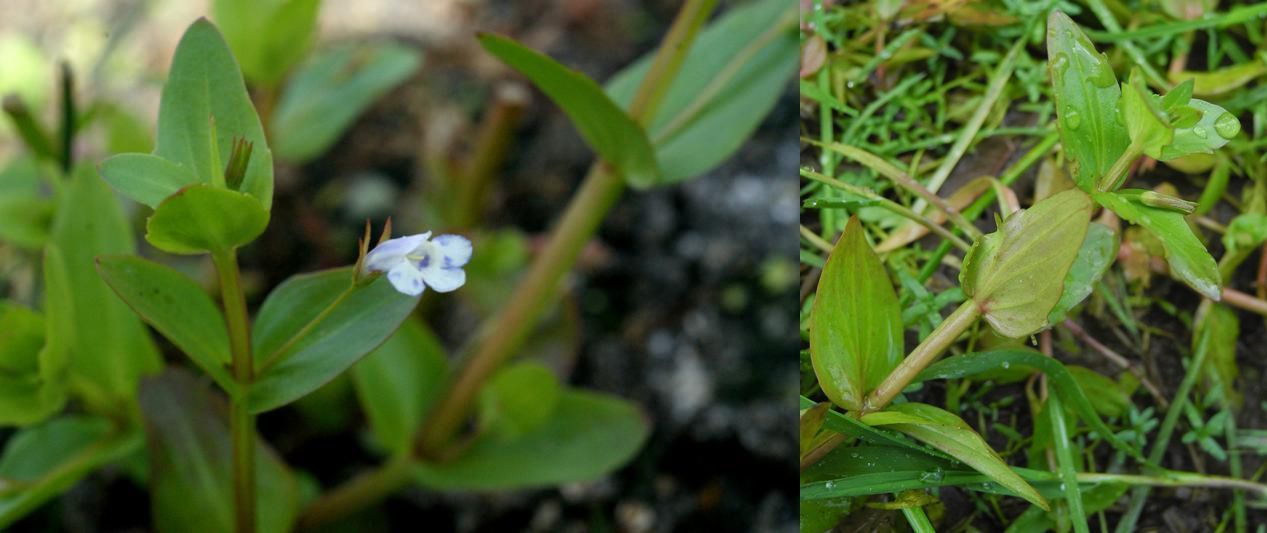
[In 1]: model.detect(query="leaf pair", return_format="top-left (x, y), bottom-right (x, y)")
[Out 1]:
top-left (1120, 70), bottom-right (1240, 161)
top-left (1047, 11), bottom-right (1239, 193)
top-left (98, 258), bottom-right (421, 413)
top-left (961, 189), bottom-right (1092, 338)
top-left (808, 218), bottom-right (1048, 507)
top-left (100, 19), bottom-right (273, 255)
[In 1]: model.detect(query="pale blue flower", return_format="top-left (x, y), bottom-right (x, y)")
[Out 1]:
top-left (364, 231), bottom-right (472, 296)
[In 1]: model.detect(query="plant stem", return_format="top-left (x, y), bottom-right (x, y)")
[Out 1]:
top-left (1097, 144), bottom-right (1143, 192)
top-left (296, 455), bottom-right (413, 530)
top-left (213, 249), bottom-right (256, 533)
top-left (415, 0), bottom-right (718, 459)
top-left (864, 300), bottom-right (980, 414)
top-left (453, 83), bottom-right (528, 228)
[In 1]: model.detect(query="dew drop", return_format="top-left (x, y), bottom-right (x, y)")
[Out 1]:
top-left (1214, 112), bottom-right (1240, 139)
top-left (1051, 54), bottom-right (1069, 75)
top-left (846, 80), bottom-right (855, 89)
top-left (1063, 107), bottom-right (1082, 131)
top-left (824, 480), bottom-right (837, 490)
top-left (1002, 361), bottom-right (1011, 369)
top-left (919, 468), bottom-right (945, 483)
top-left (1193, 127), bottom-right (1208, 139)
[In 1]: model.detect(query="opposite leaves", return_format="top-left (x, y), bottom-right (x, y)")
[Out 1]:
top-left (960, 189), bottom-right (1092, 338)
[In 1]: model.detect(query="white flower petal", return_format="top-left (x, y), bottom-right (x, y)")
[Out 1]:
top-left (432, 234), bottom-right (473, 268)
top-left (420, 266), bottom-right (465, 292)
top-left (365, 233), bottom-right (429, 273)
top-left (386, 261), bottom-right (426, 296)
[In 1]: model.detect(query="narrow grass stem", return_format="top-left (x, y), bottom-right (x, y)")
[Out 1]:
top-left (801, 168), bottom-right (973, 252)
top-left (818, 141), bottom-right (983, 240)
top-left (864, 301), bottom-right (980, 414)
top-left (1115, 314), bottom-right (1216, 532)
top-left (213, 249), bottom-right (256, 533)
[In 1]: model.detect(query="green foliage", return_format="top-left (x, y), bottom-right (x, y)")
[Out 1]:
top-left (351, 320), bottom-right (448, 456)
top-left (1120, 69), bottom-right (1174, 158)
top-left (0, 157), bottom-right (52, 249)
top-left (0, 417), bottom-right (142, 528)
top-left (99, 153), bottom-right (199, 208)
top-left (96, 256), bottom-right (237, 394)
top-left (271, 42), bottom-right (422, 162)
top-left (153, 19), bottom-right (273, 209)
top-left (415, 389), bottom-right (648, 490)
top-left (960, 189), bottom-right (1091, 338)
top-left (213, 0), bottom-right (320, 87)
top-left (1196, 304), bottom-right (1241, 408)
top-left (1046, 10), bottom-right (1129, 191)
top-left (47, 166), bottom-right (161, 410)
top-left (144, 185), bottom-right (269, 255)
top-left (477, 33), bottom-right (661, 188)
top-left (0, 301), bottom-right (66, 425)
top-left (809, 217), bottom-right (903, 412)
top-left (861, 403), bottom-right (1049, 510)
top-left (606, 0), bottom-right (797, 184)
top-left (478, 361), bottom-right (560, 439)
top-left (1093, 190), bottom-right (1221, 299)
top-left (1048, 222), bottom-right (1117, 324)
top-left (140, 370), bottom-right (298, 533)
top-left (248, 268), bottom-right (420, 413)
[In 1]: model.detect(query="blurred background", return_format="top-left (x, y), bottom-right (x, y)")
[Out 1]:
top-left (0, 0), bottom-right (798, 530)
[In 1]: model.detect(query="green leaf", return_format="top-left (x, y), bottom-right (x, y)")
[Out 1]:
top-left (477, 33), bottom-right (661, 188)
top-left (145, 184), bottom-right (269, 254)
top-left (1046, 10), bottom-right (1130, 192)
top-left (0, 196), bottom-right (52, 250)
top-left (0, 416), bottom-right (142, 528)
top-left (155, 18), bottom-right (273, 208)
top-left (140, 370), bottom-right (297, 533)
top-left (960, 189), bottom-right (1092, 338)
top-left (915, 350), bottom-right (1143, 460)
top-left (1156, 99), bottom-right (1240, 160)
top-left (1048, 222), bottom-right (1118, 323)
top-left (95, 255), bottom-right (236, 394)
top-left (271, 43), bottom-right (422, 163)
top-left (351, 319), bottom-right (449, 456)
top-left (213, 0), bottom-right (320, 87)
top-left (1223, 213), bottom-right (1267, 257)
top-left (478, 361), bottom-right (560, 439)
top-left (1067, 366), bottom-right (1130, 418)
top-left (1196, 304), bottom-right (1240, 408)
top-left (415, 389), bottom-right (647, 490)
top-left (861, 403), bottom-right (1049, 510)
top-left (47, 166), bottom-right (161, 409)
top-left (809, 216), bottom-right (903, 411)
top-left (99, 153), bottom-right (199, 208)
top-left (0, 301), bottom-right (66, 426)
top-left (606, 0), bottom-right (797, 184)
top-left (1171, 62), bottom-right (1267, 97)
top-left (248, 268), bottom-right (420, 413)
top-left (802, 445), bottom-right (955, 484)
top-left (1093, 190), bottom-right (1220, 299)
top-left (799, 396), bottom-right (948, 457)
top-left (1120, 69), bottom-right (1173, 159)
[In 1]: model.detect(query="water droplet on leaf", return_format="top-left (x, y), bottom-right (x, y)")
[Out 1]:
top-left (1214, 112), bottom-right (1240, 139)
top-left (1063, 107), bottom-right (1082, 130)
top-left (1193, 127), bottom-right (1208, 139)
top-left (919, 468), bottom-right (945, 483)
